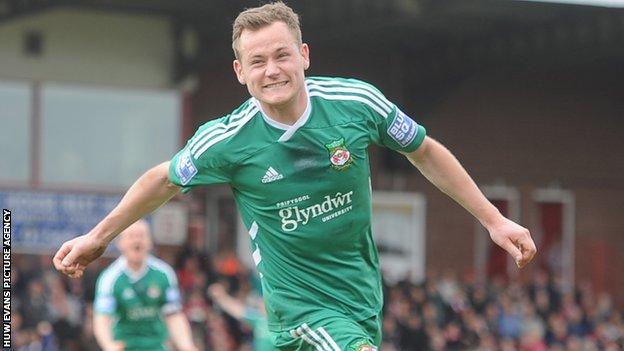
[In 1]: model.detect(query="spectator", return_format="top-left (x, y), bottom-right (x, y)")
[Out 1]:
top-left (398, 314), bottom-right (428, 350)
top-left (21, 278), bottom-right (49, 329)
top-left (45, 274), bottom-right (82, 350)
top-left (185, 288), bottom-right (210, 350)
top-left (175, 216), bottom-right (216, 293)
top-left (498, 295), bottom-right (523, 339)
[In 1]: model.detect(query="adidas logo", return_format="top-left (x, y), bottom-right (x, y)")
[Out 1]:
top-left (261, 167), bottom-right (284, 183)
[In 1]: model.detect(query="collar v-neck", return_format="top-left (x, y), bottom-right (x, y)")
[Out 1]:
top-left (252, 85), bottom-right (312, 142)
top-left (121, 256), bottom-right (149, 282)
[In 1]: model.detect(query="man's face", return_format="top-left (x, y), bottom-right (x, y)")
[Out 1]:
top-left (118, 222), bottom-right (152, 265)
top-left (233, 21), bottom-right (310, 108)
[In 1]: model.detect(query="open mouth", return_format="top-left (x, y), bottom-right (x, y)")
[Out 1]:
top-left (263, 81), bottom-right (288, 89)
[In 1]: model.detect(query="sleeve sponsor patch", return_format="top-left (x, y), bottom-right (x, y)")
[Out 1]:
top-left (94, 296), bottom-right (116, 313)
top-left (175, 149), bottom-right (198, 185)
top-left (387, 109), bottom-right (419, 147)
top-left (166, 287), bottom-right (181, 304)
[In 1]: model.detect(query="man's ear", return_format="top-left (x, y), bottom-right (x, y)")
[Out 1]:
top-left (301, 43), bottom-right (310, 70)
top-left (233, 60), bottom-right (246, 85)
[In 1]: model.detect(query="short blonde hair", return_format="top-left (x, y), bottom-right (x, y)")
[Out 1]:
top-left (232, 1), bottom-right (302, 60)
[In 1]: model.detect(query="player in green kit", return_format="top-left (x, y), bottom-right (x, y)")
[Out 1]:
top-left (170, 73), bottom-right (427, 349)
top-left (54, 2), bottom-right (537, 350)
top-left (93, 220), bottom-right (197, 351)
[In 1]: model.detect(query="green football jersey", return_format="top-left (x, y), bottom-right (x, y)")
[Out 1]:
top-left (94, 255), bottom-right (182, 351)
top-left (169, 76), bottom-right (426, 331)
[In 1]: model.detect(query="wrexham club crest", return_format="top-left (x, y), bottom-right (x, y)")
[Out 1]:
top-left (348, 340), bottom-right (378, 351)
top-left (325, 138), bottom-right (353, 170)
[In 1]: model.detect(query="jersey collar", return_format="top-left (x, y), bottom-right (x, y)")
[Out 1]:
top-left (120, 256), bottom-right (150, 282)
top-left (251, 84), bottom-right (312, 143)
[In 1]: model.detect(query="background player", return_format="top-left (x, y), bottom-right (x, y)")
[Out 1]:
top-left (93, 219), bottom-right (198, 351)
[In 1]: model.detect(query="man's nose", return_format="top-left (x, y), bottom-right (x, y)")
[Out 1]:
top-left (265, 59), bottom-right (280, 77)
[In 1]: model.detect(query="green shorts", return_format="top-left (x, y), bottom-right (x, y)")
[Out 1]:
top-left (270, 311), bottom-right (381, 351)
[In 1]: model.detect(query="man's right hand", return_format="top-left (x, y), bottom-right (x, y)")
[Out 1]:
top-left (53, 233), bottom-right (108, 278)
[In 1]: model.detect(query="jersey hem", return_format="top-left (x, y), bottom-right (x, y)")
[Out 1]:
top-left (267, 307), bottom-right (382, 332)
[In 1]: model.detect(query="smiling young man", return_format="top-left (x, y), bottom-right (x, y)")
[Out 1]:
top-left (232, 19), bottom-right (309, 126)
top-left (54, 2), bottom-right (536, 350)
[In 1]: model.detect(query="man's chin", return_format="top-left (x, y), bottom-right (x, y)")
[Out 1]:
top-left (258, 95), bottom-right (292, 108)
top-left (127, 255), bottom-right (147, 264)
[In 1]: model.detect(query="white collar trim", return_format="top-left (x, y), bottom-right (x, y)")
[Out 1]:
top-left (121, 256), bottom-right (150, 282)
top-left (252, 85), bottom-right (312, 142)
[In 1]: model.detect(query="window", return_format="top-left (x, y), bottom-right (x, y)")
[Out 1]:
top-left (41, 83), bottom-right (180, 188)
top-left (0, 81), bottom-right (31, 184)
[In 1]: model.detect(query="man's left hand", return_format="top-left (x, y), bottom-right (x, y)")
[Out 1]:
top-left (487, 217), bottom-right (537, 268)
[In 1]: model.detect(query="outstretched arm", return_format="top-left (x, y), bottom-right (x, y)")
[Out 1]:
top-left (53, 162), bottom-right (180, 277)
top-left (404, 136), bottom-right (537, 268)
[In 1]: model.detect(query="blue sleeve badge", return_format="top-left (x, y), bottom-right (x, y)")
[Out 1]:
top-left (94, 296), bottom-right (116, 313)
top-left (387, 109), bottom-right (419, 147)
top-left (175, 149), bottom-right (198, 186)
top-left (166, 287), bottom-right (181, 304)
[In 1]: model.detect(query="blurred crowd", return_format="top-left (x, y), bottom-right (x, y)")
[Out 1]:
top-left (381, 271), bottom-right (622, 351)
top-left (11, 242), bottom-right (624, 351)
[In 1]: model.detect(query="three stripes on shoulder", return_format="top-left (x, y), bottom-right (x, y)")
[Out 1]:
top-left (188, 78), bottom-right (394, 160)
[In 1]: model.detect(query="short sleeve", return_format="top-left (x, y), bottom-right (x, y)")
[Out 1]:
top-left (307, 77), bottom-right (426, 153)
top-left (370, 104), bottom-right (426, 153)
top-left (152, 259), bottom-right (183, 315)
top-left (320, 78), bottom-right (427, 152)
top-left (161, 283), bottom-right (182, 315)
top-left (346, 79), bottom-right (425, 153)
top-left (168, 118), bottom-right (233, 193)
top-left (94, 271), bottom-right (117, 315)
